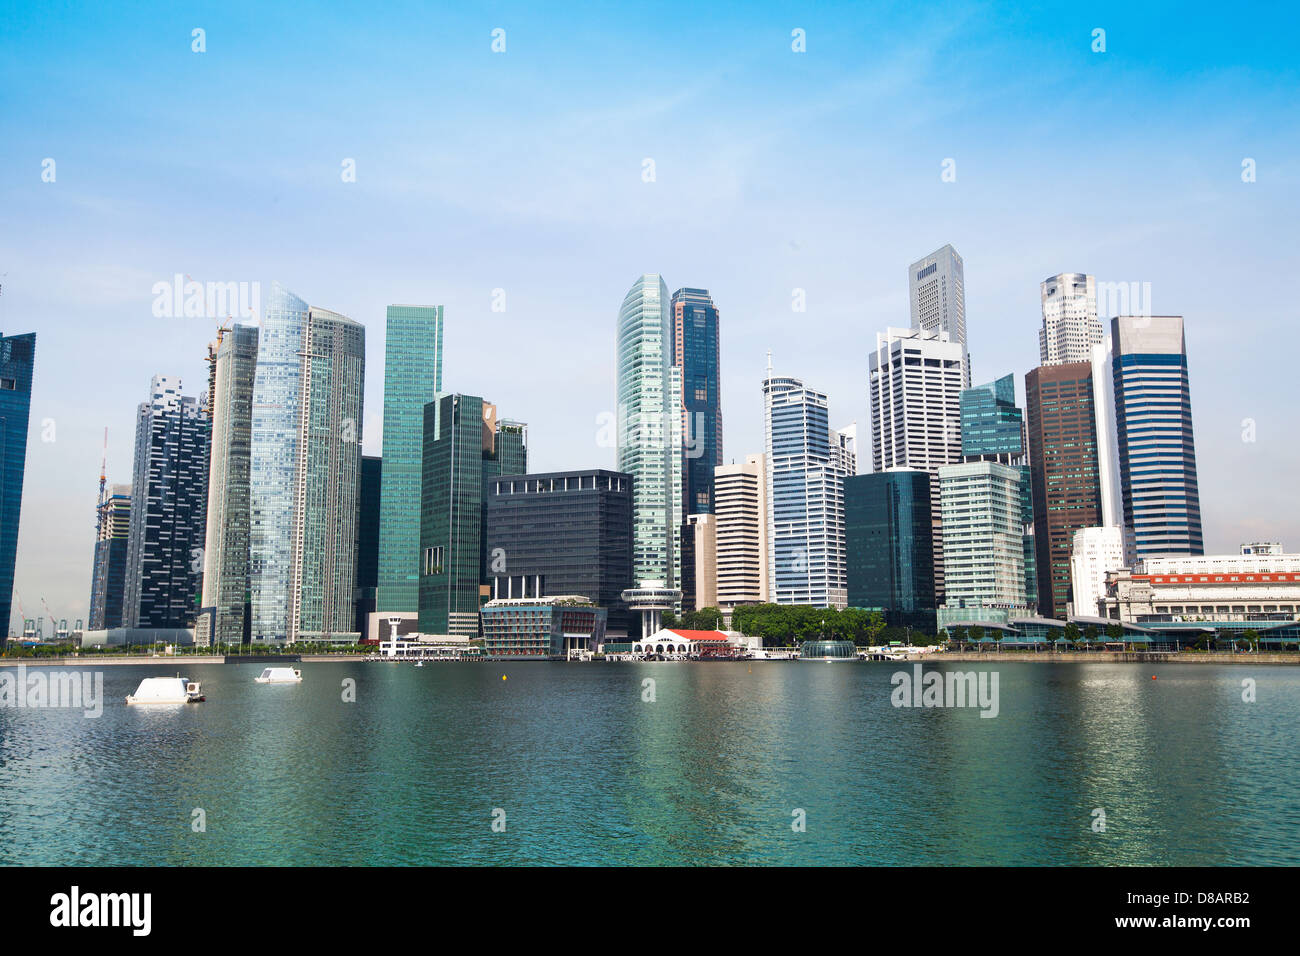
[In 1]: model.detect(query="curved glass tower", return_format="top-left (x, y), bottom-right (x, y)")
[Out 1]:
top-left (616, 275), bottom-right (681, 588)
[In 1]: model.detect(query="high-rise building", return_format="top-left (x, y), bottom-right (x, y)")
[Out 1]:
top-left (713, 454), bottom-right (769, 611)
top-left (0, 331), bottom-right (35, 642)
top-left (868, 327), bottom-right (966, 606)
top-left (1071, 526), bottom-right (1125, 617)
top-left (670, 288), bottom-right (722, 515)
top-left (908, 245), bottom-right (968, 383)
top-left (483, 469), bottom-right (632, 634)
top-left (684, 513), bottom-right (717, 611)
top-left (616, 275), bottom-right (682, 589)
top-left (1039, 273), bottom-right (1102, 365)
top-left (355, 454), bottom-right (382, 634)
top-left (764, 367), bottom-right (855, 608)
top-left (844, 469), bottom-right (934, 627)
top-left (1025, 362), bottom-right (1103, 619)
top-left (196, 324), bottom-right (258, 647)
top-left (938, 460), bottom-right (1026, 609)
top-left (1111, 315), bottom-right (1203, 557)
top-left (377, 305), bottom-right (443, 612)
top-left (250, 285), bottom-right (365, 643)
top-left (123, 375), bottom-right (210, 629)
top-left (89, 483), bottom-right (131, 630)
top-left (419, 394), bottom-right (526, 637)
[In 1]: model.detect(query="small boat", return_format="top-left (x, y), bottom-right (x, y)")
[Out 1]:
top-left (126, 676), bottom-right (205, 704)
top-left (413, 660), bottom-right (425, 668)
top-left (254, 666), bottom-right (303, 684)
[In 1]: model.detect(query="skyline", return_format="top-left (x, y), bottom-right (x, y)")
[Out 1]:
top-left (3, 1), bottom-right (1299, 630)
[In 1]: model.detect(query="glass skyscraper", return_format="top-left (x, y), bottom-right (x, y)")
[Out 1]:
top-left (89, 483), bottom-right (131, 629)
top-left (844, 469), bottom-right (934, 627)
top-left (670, 288), bottom-right (722, 515)
top-left (616, 275), bottom-right (681, 588)
top-left (0, 332), bottom-right (35, 642)
top-left (377, 304), bottom-right (443, 612)
top-left (1111, 315), bottom-right (1203, 557)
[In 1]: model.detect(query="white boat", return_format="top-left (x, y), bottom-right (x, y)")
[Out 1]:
top-left (413, 660), bottom-right (425, 668)
top-left (254, 666), bottom-right (303, 684)
top-left (126, 676), bottom-right (205, 704)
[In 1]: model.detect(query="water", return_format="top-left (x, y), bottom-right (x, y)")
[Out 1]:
top-left (1, 660), bottom-right (1296, 865)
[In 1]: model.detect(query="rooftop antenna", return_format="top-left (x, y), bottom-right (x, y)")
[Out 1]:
top-left (95, 427), bottom-right (108, 536)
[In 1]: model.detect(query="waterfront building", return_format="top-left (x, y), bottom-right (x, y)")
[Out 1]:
top-left (621, 580), bottom-right (682, 638)
top-left (671, 288), bottom-right (722, 515)
top-left (868, 327), bottom-right (966, 606)
top-left (1070, 526), bottom-right (1125, 617)
top-left (1039, 273), bottom-right (1102, 365)
top-left (764, 367), bottom-right (855, 608)
top-left (196, 323), bottom-right (258, 647)
top-left (1025, 362), bottom-right (1103, 619)
top-left (354, 454), bottom-right (382, 634)
top-left (629, 627), bottom-right (755, 659)
top-left (250, 286), bottom-right (365, 643)
top-left (616, 275), bottom-right (682, 589)
top-left (377, 305), bottom-right (443, 612)
top-left (419, 394), bottom-right (526, 638)
top-left (1099, 546), bottom-right (1300, 626)
top-left (123, 375), bottom-right (210, 629)
top-left (1111, 315), bottom-right (1203, 557)
top-left (908, 244), bottom-right (968, 384)
top-left (89, 484), bottom-right (132, 630)
top-left (483, 469), bottom-right (632, 634)
top-left (938, 461), bottom-right (1026, 611)
top-left (844, 469), bottom-right (935, 628)
top-left (479, 596), bottom-right (607, 658)
top-left (0, 331), bottom-right (35, 643)
top-left (713, 454), bottom-right (769, 611)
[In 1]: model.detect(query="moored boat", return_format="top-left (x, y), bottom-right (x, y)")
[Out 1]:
top-left (126, 676), bottom-right (205, 704)
top-left (254, 666), bottom-right (303, 684)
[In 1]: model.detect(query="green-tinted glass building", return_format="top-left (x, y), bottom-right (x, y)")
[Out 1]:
top-left (377, 305), bottom-right (443, 613)
top-left (418, 394), bottom-right (526, 637)
top-left (844, 469), bottom-right (935, 629)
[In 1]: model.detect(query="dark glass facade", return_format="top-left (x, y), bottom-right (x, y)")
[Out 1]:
top-left (354, 454), bottom-right (382, 633)
top-left (483, 470), bottom-right (633, 634)
top-left (89, 486), bottom-right (131, 629)
top-left (844, 470), bottom-right (935, 628)
top-left (0, 332), bottom-right (35, 642)
top-left (671, 288), bottom-right (722, 515)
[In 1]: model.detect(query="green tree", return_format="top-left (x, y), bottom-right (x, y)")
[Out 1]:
top-left (1063, 622), bottom-right (1082, 649)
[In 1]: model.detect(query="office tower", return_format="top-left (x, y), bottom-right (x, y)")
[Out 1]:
top-left (670, 288), bottom-right (722, 515)
top-left (684, 513), bottom-right (717, 610)
top-left (1039, 273), bottom-right (1102, 365)
top-left (250, 285), bottom-right (365, 643)
top-left (713, 454), bottom-right (769, 610)
top-left (354, 454), bottom-right (382, 634)
top-left (123, 375), bottom-right (210, 628)
top-left (909, 245), bottom-right (968, 384)
top-left (764, 367), bottom-right (855, 608)
top-left (844, 469), bottom-right (935, 627)
top-left (287, 307), bottom-right (366, 642)
top-left (938, 461), bottom-right (1026, 608)
top-left (616, 275), bottom-right (682, 589)
top-left (89, 484), bottom-right (132, 629)
top-left (1089, 340), bottom-right (1125, 531)
top-left (483, 469), bottom-right (633, 634)
top-left (868, 327), bottom-right (966, 605)
top-left (959, 374), bottom-right (1037, 611)
top-left (1025, 363), bottom-right (1103, 619)
top-left (419, 394), bottom-right (526, 637)
top-left (1070, 526), bottom-right (1124, 617)
top-left (1111, 315), bottom-right (1203, 557)
top-left (196, 324), bottom-right (258, 647)
top-left (0, 332), bottom-right (35, 643)
top-left (377, 305), bottom-right (443, 612)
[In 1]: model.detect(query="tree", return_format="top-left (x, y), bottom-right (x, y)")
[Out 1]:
top-left (1063, 622), bottom-right (1082, 650)
top-left (866, 610), bottom-right (887, 647)
top-left (1084, 625), bottom-right (1099, 644)
top-left (1242, 628), bottom-right (1260, 653)
top-left (948, 626), bottom-right (967, 647)
top-left (1105, 622), bottom-right (1124, 641)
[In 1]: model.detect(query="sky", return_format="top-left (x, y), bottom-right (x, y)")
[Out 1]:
top-left (2, 0), bottom-right (1298, 632)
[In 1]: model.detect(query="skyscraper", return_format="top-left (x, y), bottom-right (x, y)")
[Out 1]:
top-left (0, 331), bottom-right (35, 643)
top-left (89, 484), bottom-right (131, 630)
top-left (1111, 315), bottom-right (1203, 557)
top-left (938, 460), bottom-right (1026, 610)
top-left (419, 394), bottom-right (526, 637)
top-left (908, 245), bottom-right (968, 384)
top-left (123, 375), bottom-right (210, 629)
top-left (713, 454), bottom-right (769, 611)
top-left (377, 304), bottom-right (443, 612)
top-left (844, 469), bottom-right (934, 627)
top-left (616, 275), bottom-right (682, 588)
top-left (250, 285), bottom-right (365, 643)
top-left (354, 454), bottom-right (382, 633)
top-left (764, 367), bottom-right (854, 608)
top-left (670, 288), bottom-right (722, 515)
top-left (868, 327), bottom-right (966, 605)
top-left (1025, 362), bottom-right (1103, 619)
top-left (197, 324), bottom-right (258, 647)
top-left (1039, 273), bottom-right (1102, 365)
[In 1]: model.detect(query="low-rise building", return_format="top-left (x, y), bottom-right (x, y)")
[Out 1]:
top-left (479, 596), bottom-right (606, 659)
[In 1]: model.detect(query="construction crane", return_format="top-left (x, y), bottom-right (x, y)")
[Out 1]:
top-left (95, 426), bottom-right (108, 537)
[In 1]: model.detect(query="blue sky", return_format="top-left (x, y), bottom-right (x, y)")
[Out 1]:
top-left (2, 1), bottom-right (1298, 631)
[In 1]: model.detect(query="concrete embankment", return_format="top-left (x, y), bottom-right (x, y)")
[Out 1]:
top-left (933, 651), bottom-right (1299, 665)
